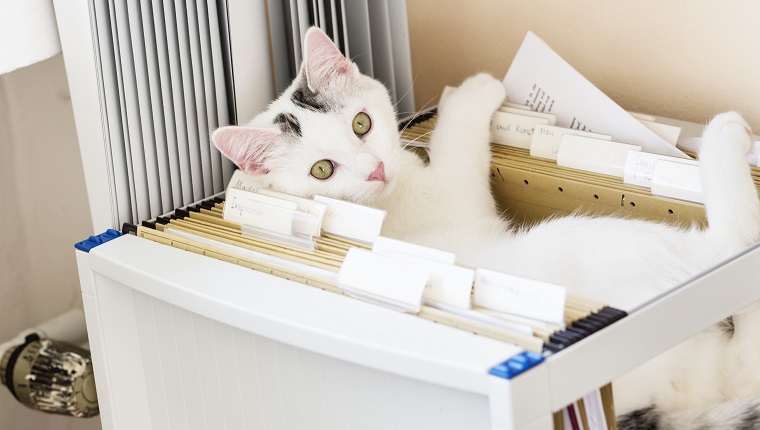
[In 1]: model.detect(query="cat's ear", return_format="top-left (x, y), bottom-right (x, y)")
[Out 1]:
top-left (212, 126), bottom-right (280, 176)
top-left (302, 26), bottom-right (358, 91)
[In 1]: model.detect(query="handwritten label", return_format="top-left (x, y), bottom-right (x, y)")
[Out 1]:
top-left (223, 187), bottom-right (297, 234)
top-left (557, 135), bottom-right (642, 178)
top-left (530, 124), bottom-right (612, 160)
top-left (651, 160), bottom-right (704, 204)
top-left (490, 110), bottom-right (550, 149)
top-left (314, 195), bottom-right (386, 244)
top-left (339, 249), bottom-right (430, 313)
top-left (623, 151), bottom-right (698, 188)
top-left (473, 268), bottom-right (566, 325)
top-left (226, 169), bottom-right (264, 193)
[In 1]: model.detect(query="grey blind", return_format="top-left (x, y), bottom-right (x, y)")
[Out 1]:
top-left (89, 0), bottom-right (235, 227)
top-left (88, 0), bottom-right (414, 228)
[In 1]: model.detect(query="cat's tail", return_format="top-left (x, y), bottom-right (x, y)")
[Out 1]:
top-left (618, 398), bottom-right (760, 430)
top-left (699, 111), bottom-right (760, 250)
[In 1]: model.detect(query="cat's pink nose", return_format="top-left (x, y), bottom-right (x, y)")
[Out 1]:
top-left (367, 162), bottom-right (386, 182)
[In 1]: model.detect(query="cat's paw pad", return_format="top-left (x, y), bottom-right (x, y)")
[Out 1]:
top-left (702, 111), bottom-right (753, 155)
top-left (440, 73), bottom-right (506, 114)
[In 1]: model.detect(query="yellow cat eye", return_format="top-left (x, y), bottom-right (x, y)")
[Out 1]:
top-left (310, 159), bottom-right (334, 180)
top-left (352, 112), bottom-right (371, 136)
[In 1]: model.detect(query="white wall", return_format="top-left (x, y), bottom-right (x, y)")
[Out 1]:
top-left (0, 55), bottom-right (99, 430)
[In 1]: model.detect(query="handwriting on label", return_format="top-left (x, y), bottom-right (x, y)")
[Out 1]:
top-left (227, 169), bottom-right (263, 193)
top-left (651, 160), bottom-right (704, 203)
top-left (623, 151), bottom-right (698, 188)
top-left (531, 124), bottom-right (612, 160)
top-left (490, 111), bottom-right (550, 149)
top-left (227, 196), bottom-right (263, 217)
top-left (223, 188), bottom-right (297, 234)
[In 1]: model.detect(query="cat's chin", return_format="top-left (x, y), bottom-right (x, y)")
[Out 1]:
top-left (347, 178), bottom-right (396, 206)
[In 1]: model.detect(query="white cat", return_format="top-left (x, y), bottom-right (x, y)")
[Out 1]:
top-left (213, 27), bottom-right (760, 429)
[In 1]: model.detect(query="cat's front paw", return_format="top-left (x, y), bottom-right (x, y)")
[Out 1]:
top-left (440, 73), bottom-right (506, 115)
top-left (701, 111), bottom-right (754, 157)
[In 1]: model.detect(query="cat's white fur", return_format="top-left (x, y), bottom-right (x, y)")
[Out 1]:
top-left (213, 27), bottom-right (760, 427)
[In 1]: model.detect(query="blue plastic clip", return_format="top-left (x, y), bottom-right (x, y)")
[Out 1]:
top-left (74, 229), bottom-right (123, 252)
top-left (488, 351), bottom-right (545, 379)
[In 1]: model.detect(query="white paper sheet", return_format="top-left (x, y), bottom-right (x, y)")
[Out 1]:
top-left (502, 32), bottom-right (689, 159)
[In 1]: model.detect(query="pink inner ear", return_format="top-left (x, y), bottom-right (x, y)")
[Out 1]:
top-left (303, 27), bottom-right (355, 91)
top-left (211, 126), bottom-right (280, 176)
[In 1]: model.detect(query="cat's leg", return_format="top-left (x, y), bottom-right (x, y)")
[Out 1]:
top-left (700, 112), bottom-right (760, 396)
top-left (426, 73), bottom-right (506, 215)
top-left (699, 111), bottom-right (760, 249)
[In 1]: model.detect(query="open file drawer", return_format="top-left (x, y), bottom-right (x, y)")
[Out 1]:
top-left (74, 167), bottom-right (760, 430)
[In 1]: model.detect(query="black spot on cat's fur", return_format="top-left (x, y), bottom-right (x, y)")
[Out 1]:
top-left (291, 79), bottom-right (328, 112)
top-left (717, 316), bottom-right (735, 339)
top-left (617, 406), bottom-right (660, 430)
top-left (273, 112), bottom-right (302, 137)
top-left (739, 403), bottom-right (760, 430)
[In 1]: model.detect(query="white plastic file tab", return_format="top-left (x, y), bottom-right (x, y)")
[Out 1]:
top-left (314, 195), bottom-right (387, 244)
top-left (339, 248), bottom-right (430, 313)
top-left (473, 268), bottom-right (566, 325)
top-left (623, 151), bottom-right (698, 188)
top-left (372, 236), bottom-right (456, 264)
top-left (651, 160), bottom-right (704, 204)
top-left (490, 110), bottom-right (551, 149)
top-left (224, 187), bottom-right (297, 234)
top-left (497, 106), bottom-right (557, 125)
top-left (226, 169), bottom-right (263, 192)
top-left (258, 188), bottom-right (327, 237)
top-left (530, 124), bottom-right (612, 160)
top-left (392, 253), bottom-right (474, 309)
top-left (557, 135), bottom-right (642, 177)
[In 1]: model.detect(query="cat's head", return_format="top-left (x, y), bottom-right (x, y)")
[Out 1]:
top-left (212, 27), bottom-right (402, 204)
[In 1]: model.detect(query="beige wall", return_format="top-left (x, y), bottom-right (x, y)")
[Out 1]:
top-left (407, 1), bottom-right (760, 130)
top-left (0, 56), bottom-right (98, 430)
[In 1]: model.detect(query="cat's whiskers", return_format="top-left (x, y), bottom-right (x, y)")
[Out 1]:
top-left (398, 93), bottom-right (439, 136)
top-left (401, 130), bottom-right (434, 150)
top-left (393, 68), bottom-right (421, 111)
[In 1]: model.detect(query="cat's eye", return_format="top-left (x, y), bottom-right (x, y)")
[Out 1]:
top-left (310, 159), bottom-right (335, 180)
top-left (352, 112), bottom-right (371, 136)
